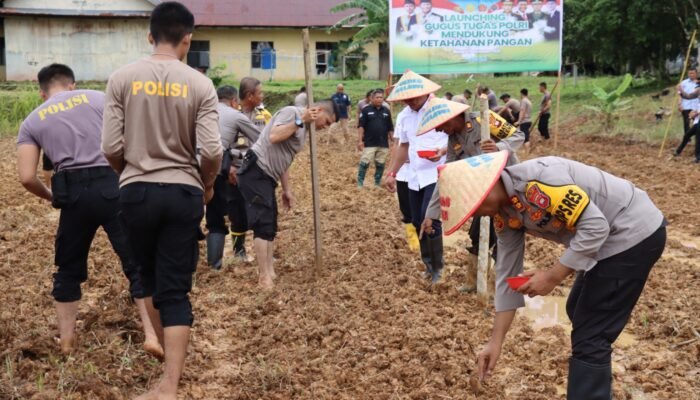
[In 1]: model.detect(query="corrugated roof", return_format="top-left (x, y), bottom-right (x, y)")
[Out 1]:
top-left (0, 7), bottom-right (151, 18)
top-left (177, 0), bottom-right (355, 28)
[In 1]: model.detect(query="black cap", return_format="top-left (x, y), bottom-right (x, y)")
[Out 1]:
top-left (405, 0), bottom-right (416, 5)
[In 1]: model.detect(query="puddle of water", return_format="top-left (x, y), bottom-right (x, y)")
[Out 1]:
top-left (521, 294), bottom-right (637, 348)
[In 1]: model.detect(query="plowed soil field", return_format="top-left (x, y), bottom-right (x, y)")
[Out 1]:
top-left (1, 123), bottom-right (699, 399)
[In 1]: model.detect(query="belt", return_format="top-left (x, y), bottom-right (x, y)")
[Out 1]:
top-left (61, 166), bottom-right (114, 183)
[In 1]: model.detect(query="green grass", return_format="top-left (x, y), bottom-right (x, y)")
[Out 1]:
top-left (0, 75), bottom-right (684, 145)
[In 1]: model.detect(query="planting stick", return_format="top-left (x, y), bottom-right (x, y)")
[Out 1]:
top-left (302, 29), bottom-right (323, 271)
top-left (478, 94), bottom-right (490, 302)
top-left (659, 29), bottom-right (697, 157)
top-left (554, 69), bottom-right (562, 149)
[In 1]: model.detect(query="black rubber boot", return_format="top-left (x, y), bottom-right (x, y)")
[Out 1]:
top-left (374, 163), bottom-right (385, 186)
top-left (206, 233), bottom-right (226, 270)
top-left (357, 162), bottom-right (369, 187)
top-left (428, 234), bottom-right (444, 284)
top-left (419, 235), bottom-right (433, 279)
top-left (231, 232), bottom-right (247, 261)
top-left (567, 358), bottom-right (612, 400)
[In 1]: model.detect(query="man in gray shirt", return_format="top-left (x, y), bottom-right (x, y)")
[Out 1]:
top-left (16, 63), bottom-right (161, 357)
top-left (431, 153), bottom-right (666, 400)
top-left (205, 86), bottom-right (261, 269)
top-left (516, 88), bottom-right (533, 147)
top-left (237, 101), bottom-right (337, 289)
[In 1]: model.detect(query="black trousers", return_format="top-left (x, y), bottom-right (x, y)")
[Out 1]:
top-left (468, 217), bottom-right (497, 257)
top-left (682, 109), bottom-right (692, 135)
top-left (520, 122), bottom-right (532, 143)
top-left (119, 183), bottom-right (203, 327)
top-left (566, 225), bottom-right (666, 365)
top-left (205, 174), bottom-right (248, 235)
top-left (538, 112), bottom-right (551, 139)
top-left (237, 154), bottom-right (278, 242)
top-left (52, 167), bottom-right (142, 302)
top-left (409, 183), bottom-right (441, 237)
top-left (676, 121), bottom-right (700, 160)
top-left (396, 180), bottom-right (412, 224)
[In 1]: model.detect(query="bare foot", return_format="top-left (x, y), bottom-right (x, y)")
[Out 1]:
top-left (55, 335), bottom-right (76, 355)
top-left (258, 277), bottom-right (274, 290)
top-left (143, 340), bottom-right (164, 361)
top-left (134, 386), bottom-right (177, 400)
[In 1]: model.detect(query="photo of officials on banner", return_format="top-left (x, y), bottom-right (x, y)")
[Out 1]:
top-left (390, 0), bottom-right (563, 74)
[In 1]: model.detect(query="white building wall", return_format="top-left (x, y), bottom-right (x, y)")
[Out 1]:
top-left (5, 17), bottom-right (151, 81)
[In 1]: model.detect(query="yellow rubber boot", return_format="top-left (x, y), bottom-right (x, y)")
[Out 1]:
top-left (405, 223), bottom-right (420, 252)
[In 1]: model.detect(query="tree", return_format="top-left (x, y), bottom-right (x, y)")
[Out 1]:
top-left (329, 0), bottom-right (390, 79)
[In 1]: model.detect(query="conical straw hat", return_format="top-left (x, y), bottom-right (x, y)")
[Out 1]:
top-left (386, 70), bottom-right (442, 102)
top-left (417, 98), bottom-right (471, 135)
top-left (437, 151), bottom-right (509, 235)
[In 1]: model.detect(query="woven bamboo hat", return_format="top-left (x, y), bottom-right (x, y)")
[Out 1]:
top-left (437, 151), bottom-right (509, 235)
top-left (416, 97), bottom-right (471, 135)
top-left (386, 70), bottom-right (442, 102)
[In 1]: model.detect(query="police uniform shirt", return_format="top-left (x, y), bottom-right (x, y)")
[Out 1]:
top-left (242, 108), bottom-right (269, 130)
top-left (217, 102), bottom-right (261, 166)
top-left (102, 58), bottom-right (222, 189)
top-left (359, 105), bottom-right (394, 148)
top-left (425, 114), bottom-right (524, 220)
top-left (19, 90), bottom-right (110, 172)
top-left (396, 101), bottom-right (448, 191)
top-left (493, 157), bottom-right (664, 312)
top-left (250, 106), bottom-right (306, 182)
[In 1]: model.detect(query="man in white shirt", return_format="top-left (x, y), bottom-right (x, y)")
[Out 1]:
top-left (383, 71), bottom-right (448, 283)
top-left (678, 68), bottom-right (699, 144)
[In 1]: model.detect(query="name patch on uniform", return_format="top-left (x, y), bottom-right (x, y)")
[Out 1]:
top-left (525, 181), bottom-right (590, 229)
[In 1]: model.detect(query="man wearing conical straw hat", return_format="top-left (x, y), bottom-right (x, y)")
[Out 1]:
top-left (433, 151), bottom-right (666, 400)
top-left (384, 70), bottom-right (447, 283)
top-left (416, 98), bottom-right (524, 274)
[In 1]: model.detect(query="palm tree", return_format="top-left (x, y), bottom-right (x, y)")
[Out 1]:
top-left (329, 0), bottom-right (390, 79)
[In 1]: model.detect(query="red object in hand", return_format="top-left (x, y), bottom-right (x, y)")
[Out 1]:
top-left (506, 276), bottom-right (530, 290)
top-left (418, 150), bottom-right (438, 159)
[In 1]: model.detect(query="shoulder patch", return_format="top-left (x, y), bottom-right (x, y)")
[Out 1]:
top-left (525, 182), bottom-right (590, 229)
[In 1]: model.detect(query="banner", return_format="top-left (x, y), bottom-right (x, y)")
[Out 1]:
top-left (389, 0), bottom-right (563, 74)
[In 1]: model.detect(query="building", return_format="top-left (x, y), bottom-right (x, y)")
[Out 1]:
top-left (0, 0), bottom-right (380, 82)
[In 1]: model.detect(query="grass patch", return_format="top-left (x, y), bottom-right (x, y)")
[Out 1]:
top-left (0, 75), bottom-right (684, 145)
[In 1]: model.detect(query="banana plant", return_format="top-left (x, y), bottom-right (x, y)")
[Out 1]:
top-left (584, 73), bottom-right (634, 129)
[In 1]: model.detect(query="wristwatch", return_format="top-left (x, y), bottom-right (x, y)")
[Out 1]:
top-left (295, 118), bottom-right (304, 128)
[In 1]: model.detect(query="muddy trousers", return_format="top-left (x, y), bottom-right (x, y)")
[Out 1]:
top-left (205, 175), bottom-right (248, 268)
top-left (565, 225), bottom-right (666, 400)
top-left (52, 167), bottom-right (143, 302)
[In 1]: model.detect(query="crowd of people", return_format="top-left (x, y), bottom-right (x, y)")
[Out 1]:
top-left (13, 2), bottom-right (672, 400)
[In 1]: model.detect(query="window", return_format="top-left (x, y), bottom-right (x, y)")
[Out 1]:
top-left (0, 38), bottom-right (5, 66)
top-left (315, 42), bottom-right (337, 74)
top-left (251, 41), bottom-right (274, 69)
top-left (187, 40), bottom-right (210, 71)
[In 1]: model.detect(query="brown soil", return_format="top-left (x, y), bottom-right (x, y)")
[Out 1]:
top-left (0, 123), bottom-right (699, 399)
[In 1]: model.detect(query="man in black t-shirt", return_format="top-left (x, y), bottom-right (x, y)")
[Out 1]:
top-left (357, 89), bottom-right (394, 187)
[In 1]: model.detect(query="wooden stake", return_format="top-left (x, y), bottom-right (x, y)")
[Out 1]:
top-left (302, 28), bottom-right (323, 270)
top-left (477, 94), bottom-right (490, 302)
top-left (659, 29), bottom-right (697, 157)
top-left (554, 69), bottom-right (563, 149)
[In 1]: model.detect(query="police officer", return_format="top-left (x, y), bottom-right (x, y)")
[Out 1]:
top-left (418, 98), bottom-right (524, 279)
top-left (16, 63), bottom-right (161, 357)
top-left (102, 3), bottom-right (223, 398)
top-left (237, 101), bottom-right (337, 289)
top-left (240, 76), bottom-right (272, 130)
top-left (431, 151), bottom-right (666, 400)
top-left (205, 86), bottom-right (261, 269)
